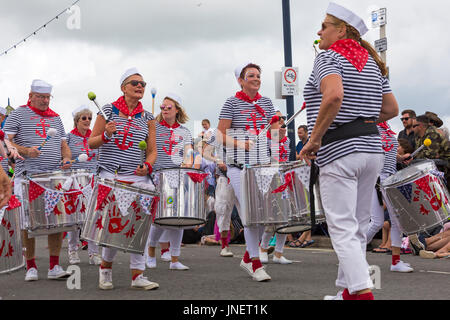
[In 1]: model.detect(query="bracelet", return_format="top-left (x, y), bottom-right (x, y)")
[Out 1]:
top-left (144, 162), bottom-right (153, 175)
top-left (102, 131), bottom-right (111, 143)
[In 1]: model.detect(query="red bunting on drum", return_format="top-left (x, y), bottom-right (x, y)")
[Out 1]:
top-left (95, 184), bottom-right (112, 211)
top-left (187, 172), bottom-right (209, 183)
top-left (29, 181), bottom-right (45, 203)
top-left (414, 176), bottom-right (433, 198)
top-left (272, 172), bottom-right (294, 194)
top-left (6, 195), bottom-right (21, 210)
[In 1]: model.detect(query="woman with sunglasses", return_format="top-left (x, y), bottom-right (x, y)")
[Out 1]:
top-left (145, 93), bottom-right (193, 271)
top-left (88, 68), bottom-right (158, 291)
top-left (66, 106), bottom-right (101, 266)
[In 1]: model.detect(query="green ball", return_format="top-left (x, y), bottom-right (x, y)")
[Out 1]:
top-left (88, 92), bottom-right (96, 100)
top-left (138, 140), bottom-right (147, 150)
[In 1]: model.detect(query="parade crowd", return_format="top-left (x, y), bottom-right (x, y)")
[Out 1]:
top-left (0, 2), bottom-right (449, 301)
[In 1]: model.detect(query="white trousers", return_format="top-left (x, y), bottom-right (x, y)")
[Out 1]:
top-left (67, 229), bottom-right (99, 255)
top-left (214, 175), bottom-right (235, 232)
top-left (227, 166), bottom-right (265, 258)
top-left (261, 232), bottom-right (287, 253)
top-left (319, 152), bottom-right (383, 294)
top-left (367, 173), bottom-right (403, 248)
top-left (146, 224), bottom-right (183, 257)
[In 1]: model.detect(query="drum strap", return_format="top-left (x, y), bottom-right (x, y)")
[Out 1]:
top-left (321, 117), bottom-right (379, 147)
top-left (375, 176), bottom-right (383, 206)
top-left (309, 160), bottom-right (319, 229)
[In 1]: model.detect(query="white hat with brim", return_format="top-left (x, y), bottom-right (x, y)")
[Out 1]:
top-left (0, 107), bottom-right (6, 115)
top-left (72, 105), bottom-right (92, 118)
top-left (234, 61), bottom-right (252, 82)
top-left (120, 67), bottom-right (141, 86)
top-left (326, 2), bottom-right (368, 36)
top-left (165, 93), bottom-right (182, 106)
top-left (31, 79), bottom-right (52, 94)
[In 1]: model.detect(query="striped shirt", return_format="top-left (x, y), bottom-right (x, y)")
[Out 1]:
top-left (67, 131), bottom-right (98, 172)
top-left (303, 50), bottom-right (392, 167)
top-left (219, 96), bottom-right (275, 165)
top-left (97, 104), bottom-right (154, 175)
top-left (154, 121), bottom-right (192, 171)
top-left (378, 123), bottom-right (398, 176)
top-left (4, 106), bottom-right (67, 176)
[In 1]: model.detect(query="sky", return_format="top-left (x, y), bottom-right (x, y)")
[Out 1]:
top-left (0, 0), bottom-right (449, 143)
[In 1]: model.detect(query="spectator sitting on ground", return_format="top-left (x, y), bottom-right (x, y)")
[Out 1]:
top-left (409, 223), bottom-right (450, 259)
top-left (372, 208), bottom-right (392, 253)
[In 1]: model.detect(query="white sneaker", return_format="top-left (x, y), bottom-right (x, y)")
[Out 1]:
top-left (273, 256), bottom-right (293, 264)
top-left (69, 250), bottom-right (81, 265)
top-left (220, 247), bottom-right (234, 257)
top-left (89, 253), bottom-right (102, 265)
top-left (419, 250), bottom-right (437, 259)
top-left (25, 268), bottom-right (38, 281)
top-left (252, 266), bottom-right (271, 282)
top-left (99, 268), bottom-right (113, 290)
top-left (161, 251), bottom-right (171, 262)
top-left (390, 260), bottom-right (414, 273)
top-left (324, 291), bottom-right (344, 300)
top-left (131, 274), bottom-right (159, 290)
top-left (240, 259), bottom-right (253, 277)
top-left (169, 261), bottom-right (189, 270)
top-left (48, 265), bottom-right (70, 280)
top-left (146, 256), bottom-right (157, 269)
top-left (259, 248), bottom-right (269, 264)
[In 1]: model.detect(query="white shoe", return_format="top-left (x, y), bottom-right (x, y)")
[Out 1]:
top-left (169, 261), bottom-right (189, 270)
top-left (131, 274), bottom-right (159, 290)
top-left (146, 256), bottom-right (157, 269)
top-left (324, 291), bottom-right (344, 300)
top-left (161, 251), bottom-right (171, 262)
top-left (48, 265), bottom-right (70, 280)
top-left (240, 259), bottom-right (253, 277)
top-left (89, 253), bottom-right (102, 265)
top-left (25, 268), bottom-right (38, 281)
top-left (419, 250), bottom-right (437, 259)
top-left (252, 266), bottom-right (271, 282)
top-left (99, 268), bottom-right (113, 290)
top-left (220, 247), bottom-right (234, 257)
top-left (390, 260), bottom-right (414, 273)
top-left (69, 250), bottom-right (81, 265)
top-left (273, 256), bottom-right (292, 264)
top-left (259, 248), bottom-right (269, 264)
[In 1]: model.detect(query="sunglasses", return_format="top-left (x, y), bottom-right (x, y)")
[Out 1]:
top-left (160, 104), bottom-right (174, 111)
top-left (400, 117), bottom-right (411, 122)
top-left (81, 116), bottom-right (92, 121)
top-left (124, 80), bottom-right (147, 87)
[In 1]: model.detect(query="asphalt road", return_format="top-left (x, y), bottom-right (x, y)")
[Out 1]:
top-left (0, 236), bottom-right (449, 302)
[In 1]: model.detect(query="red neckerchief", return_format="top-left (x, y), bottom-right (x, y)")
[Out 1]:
top-left (112, 96), bottom-right (144, 117)
top-left (24, 100), bottom-right (59, 117)
top-left (70, 127), bottom-right (92, 138)
top-left (329, 39), bottom-right (368, 72)
top-left (267, 131), bottom-right (288, 161)
top-left (160, 119), bottom-right (180, 129)
top-left (235, 91), bottom-right (265, 118)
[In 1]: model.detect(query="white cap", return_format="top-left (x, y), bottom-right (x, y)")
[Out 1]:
top-left (165, 93), bottom-right (182, 106)
top-left (326, 2), bottom-right (368, 36)
top-left (234, 61), bottom-right (252, 82)
top-left (72, 105), bottom-right (91, 118)
top-left (120, 67), bottom-right (141, 86)
top-left (30, 79), bottom-right (52, 94)
top-left (0, 107), bottom-right (6, 115)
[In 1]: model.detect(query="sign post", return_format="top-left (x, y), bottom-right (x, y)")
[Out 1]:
top-left (372, 8), bottom-right (389, 77)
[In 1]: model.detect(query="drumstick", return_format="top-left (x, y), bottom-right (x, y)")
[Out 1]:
top-left (37, 128), bottom-right (57, 151)
top-left (88, 91), bottom-right (117, 135)
top-left (151, 88), bottom-right (157, 115)
top-left (0, 130), bottom-right (15, 164)
top-left (405, 138), bottom-right (432, 161)
top-left (138, 140), bottom-right (147, 168)
top-left (62, 153), bottom-right (88, 165)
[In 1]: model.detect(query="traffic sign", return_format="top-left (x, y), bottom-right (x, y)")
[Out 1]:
top-left (375, 37), bottom-right (388, 52)
top-left (281, 67), bottom-right (299, 96)
top-left (371, 8), bottom-right (387, 28)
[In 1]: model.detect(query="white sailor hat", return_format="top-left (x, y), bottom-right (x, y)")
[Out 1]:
top-left (72, 105), bottom-right (92, 118)
top-left (120, 67), bottom-right (141, 86)
top-left (234, 61), bottom-right (252, 82)
top-left (31, 79), bottom-right (53, 94)
top-left (165, 93), bottom-right (182, 106)
top-left (326, 2), bottom-right (368, 36)
top-left (0, 107), bottom-right (6, 115)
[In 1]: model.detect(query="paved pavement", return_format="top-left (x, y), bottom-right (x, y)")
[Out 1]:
top-left (0, 236), bottom-right (449, 302)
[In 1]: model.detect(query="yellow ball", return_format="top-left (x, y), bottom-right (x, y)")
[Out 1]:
top-left (424, 139), bottom-right (432, 147)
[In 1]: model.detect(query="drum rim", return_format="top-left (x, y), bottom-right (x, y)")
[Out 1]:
top-left (154, 167), bottom-right (206, 173)
top-left (153, 217), bottom-right (206, 227)
top-left (25, 169), bottom-right (94, 180)
top-left (382, 160), bottom-right (437, 188)
top-left (96, 178), bottom-right (159, 196)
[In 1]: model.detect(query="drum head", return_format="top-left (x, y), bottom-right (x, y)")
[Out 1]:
top-left (276, 223), bottom-right (311, 234)
top-left (154, 218), bottom-right (205, 227)
top-left (382, 160), bottom-right (436, 188)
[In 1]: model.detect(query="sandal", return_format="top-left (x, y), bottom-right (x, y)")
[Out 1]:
top-left (300, 240), bottom-right (315, 248)
top-left (372, 247), bottom-right (390, 253)
top-left (288, 240), bottom-right (302, 248)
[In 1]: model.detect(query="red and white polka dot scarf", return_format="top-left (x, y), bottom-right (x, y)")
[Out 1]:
top-left (329, 39), bottom-right (368, 72)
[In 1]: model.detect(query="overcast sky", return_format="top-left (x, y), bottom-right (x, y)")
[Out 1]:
top-left (0, 0), bottom-right (449, 141)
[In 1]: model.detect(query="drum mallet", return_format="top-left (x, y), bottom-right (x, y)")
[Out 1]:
top-left (405, 138), bottom-right (432, 161)
top-left (138, 140), bottom-right (147, 168)
top-left (0, 129), bottom-right (15, 164)
top-left (88, 91), bottom-right (116, 135)
top-left (38, 128), bottom-right (57, 151)
top-left (151, 88), bottom-right (157, 114)
top-left (62, 153), bottom-right (88, 166)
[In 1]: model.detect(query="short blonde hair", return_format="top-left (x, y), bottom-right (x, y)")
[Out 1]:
top-left (155, 97), bottom-right (189, 124)
top-left (73, 109), bottom-right (93, 128)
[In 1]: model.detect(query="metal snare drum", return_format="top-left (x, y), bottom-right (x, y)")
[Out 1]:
top-left (241, 164), bottom-right (291, 227)
top-left (153, 168), bottom-right (206, 227)
top-left (381, 160), bottom-right (450, 235)
top-left (276, 161), bottom-right (326, 234)
top-left (81, 178), bottom-right (158, 254)
top-left (0, 204), bottom-right (25, 274)
top-left (21, 169), bottom-right (93, 237)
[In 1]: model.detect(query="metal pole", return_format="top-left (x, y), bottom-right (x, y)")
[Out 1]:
top-left (281, 0), bottom-right (296, 161)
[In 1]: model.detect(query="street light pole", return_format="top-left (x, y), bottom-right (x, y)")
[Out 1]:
top-left (281, 0), bottom-right (296, 161)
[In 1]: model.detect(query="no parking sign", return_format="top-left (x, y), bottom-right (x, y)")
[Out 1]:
top-left (281, 67), bottom-right (299, 96)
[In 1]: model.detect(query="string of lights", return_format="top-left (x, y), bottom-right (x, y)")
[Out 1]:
top-left (0, 0), bottom-right (81, 57)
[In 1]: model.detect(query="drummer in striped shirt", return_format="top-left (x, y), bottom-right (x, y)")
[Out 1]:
top-left (146, 93), bottom-right (194, 271)
top-left (217, 62), bottom-right (275, 282)
top-left (4, 79), bottom-right (73, 282)
top-left (88, 68), bottom-right (158, 291)
top-left (65, 106), bottom-right (101, 266)
top-left (300, 3), bottom-right (399, 300)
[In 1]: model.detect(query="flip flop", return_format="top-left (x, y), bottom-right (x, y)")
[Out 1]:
top-left (300, 240), bottom-right (315, 248)
top-left (289, 240), bottom-right (302, 248)
top-left (372, 247), bottom-right (390, 253)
